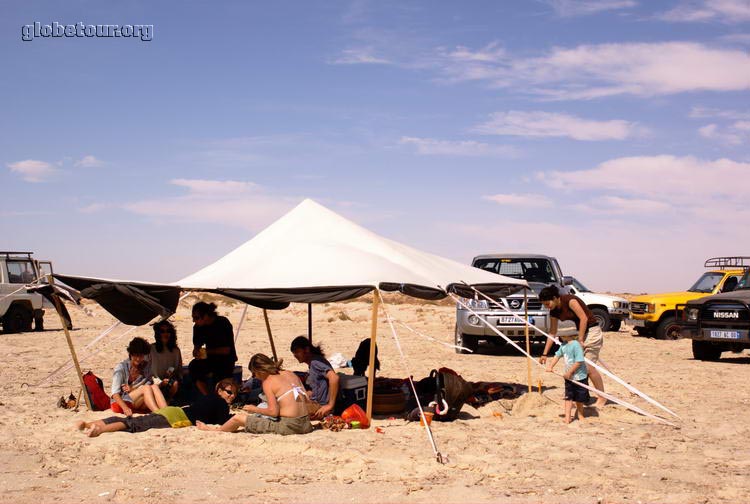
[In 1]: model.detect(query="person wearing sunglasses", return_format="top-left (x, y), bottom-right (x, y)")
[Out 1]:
top-left (149, 320), bottom-right (183, 402)
top-left (188, 302), bottom-right (237, 396)
top-left (196, 353), bottom-right (313, 435)
top-left (75, 379), bottom-right (238, 437)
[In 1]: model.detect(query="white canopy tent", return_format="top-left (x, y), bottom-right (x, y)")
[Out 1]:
top-left (53, 199), bottom-right (527, 420)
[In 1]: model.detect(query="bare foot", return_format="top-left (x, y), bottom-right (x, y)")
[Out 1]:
top-left (563, 416), bottom-right (571, 424)
top-left (74, 420), bottom-right (87, 431)
top-left (87, 424), bottom-right (102, 438)
top-left (594, 399), bottom-right (607, 408)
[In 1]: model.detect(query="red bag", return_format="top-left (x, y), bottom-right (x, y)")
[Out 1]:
top-left (341, 404), bottom-right (369, 429)
top-left (83, 371), bottom-right (111, 411)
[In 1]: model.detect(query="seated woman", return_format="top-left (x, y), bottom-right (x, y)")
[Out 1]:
top-left (196, 354), bottom-right (313, 435)
top-left (350, 338), bottom-right (380, 377)
top-left (75, 379), bottom-right (237, 437)
top-left (110, 337), bottom-right (168, 416)
top-left (290, 336), bottom-right (339, 420)
top-left (149, 320), bottom-right (183, 402)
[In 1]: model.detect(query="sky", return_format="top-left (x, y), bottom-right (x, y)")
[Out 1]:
top-left (1, 0), bottom-right (749, 294)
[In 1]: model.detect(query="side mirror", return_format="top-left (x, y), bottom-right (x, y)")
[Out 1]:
top-left (569, 287), bottom-right (576, 294)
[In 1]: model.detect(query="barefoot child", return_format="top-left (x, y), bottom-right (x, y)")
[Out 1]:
top-left (546, 333), bottom-right (590, 423)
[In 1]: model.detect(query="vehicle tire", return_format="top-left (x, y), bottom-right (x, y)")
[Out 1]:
top-left (634, 327), bottom-right (651, 337)
top-left (454, 325), bottom-right (479, 354)
top-left (3, 305), bottom-right (33, 334)
top-left (590, 308), bottom-right (610, 332)
top-left (656, 316), bottom-right (681, 340)
top-left (609, 319), bottom-right (622, 332)
top-left (692, 340), bottom-right (722, 361)
top-left (34, 312), bottom-right (44, 331)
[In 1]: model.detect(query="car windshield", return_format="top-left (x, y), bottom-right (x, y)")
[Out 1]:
top-left (473, 258), bottom-right (557, 283)
top-left (688, 272), bottom-right (724, 293)
top-left (570, 278), bottom-right (591, 292)
top-left (737, 270), bottom-right (750, 290)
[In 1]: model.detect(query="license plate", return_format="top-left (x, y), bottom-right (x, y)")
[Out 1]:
top-left (709, 330), bottom-right (740, 340)
top-left (497, 316), bottom-right (522, 324)
top-left (629, 319), bottom-right (645, 328)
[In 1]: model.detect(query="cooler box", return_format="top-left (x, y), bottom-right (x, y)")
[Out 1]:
top-left (336, 373), bottom-right (367, 414)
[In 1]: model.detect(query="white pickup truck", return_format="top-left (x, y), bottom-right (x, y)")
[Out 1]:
top-left (564, 276), bottom-right (630, 332)
top-left (0, 251), bottom-right (54, 333)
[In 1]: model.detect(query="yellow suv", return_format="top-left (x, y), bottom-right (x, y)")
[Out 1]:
top-left (629, 257), bottom-right (749, 339)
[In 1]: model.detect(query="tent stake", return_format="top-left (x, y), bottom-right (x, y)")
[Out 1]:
top-left (365, 290), bottom-right (380, 423)
top-left (48, 275), bottom-right (92, 411)
top-left (262, 309), bottom-right (278, 363)
top-left (307, 303), bottom-right (312, 342)
top-left (525, 287), bottom-right (532, 393)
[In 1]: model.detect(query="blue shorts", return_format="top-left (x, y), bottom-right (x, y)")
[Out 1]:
top-left (564, 377), bottom-right (590, 404)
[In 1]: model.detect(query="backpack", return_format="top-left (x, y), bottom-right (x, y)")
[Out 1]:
top-left (82, 371), bottom-right (111, 411)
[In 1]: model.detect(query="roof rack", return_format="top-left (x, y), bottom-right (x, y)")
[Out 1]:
top-left (704, 256), bottom-right (750, 270)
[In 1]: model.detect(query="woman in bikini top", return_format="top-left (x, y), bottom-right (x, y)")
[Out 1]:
top-left (241, 354), bottom-right (309, 419)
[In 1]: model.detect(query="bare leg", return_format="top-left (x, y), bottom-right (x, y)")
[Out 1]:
top-left (588, 367), bottom-right (606, 407)
top-left (150, 384), bottom-right (168, 409)
top-left (564, 400), bottom-right (573, 424)
top-left (575, 402), bottom-right (585, 422)
top-left (74, 419), bottom-right (126, 437)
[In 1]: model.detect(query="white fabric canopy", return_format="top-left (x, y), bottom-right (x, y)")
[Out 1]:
top-left (177, 199), bottom-right (526, 300)
top-left (55, 199), bottom-right (526, 323)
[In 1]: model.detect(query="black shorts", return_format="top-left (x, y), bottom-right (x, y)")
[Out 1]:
top-left (564, 377), bottom-right (590, 404)
top-left (102, 413), bottom-right (171, 433)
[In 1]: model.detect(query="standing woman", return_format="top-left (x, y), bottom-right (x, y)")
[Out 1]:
top-left (538, 285), bottom-right (607, 408)
top-left (188, 302), bottom-right (237, 395)
top-left (150, 320), bottom-right (183, 402)
top-left (290, 336), bottom-right (339, 419)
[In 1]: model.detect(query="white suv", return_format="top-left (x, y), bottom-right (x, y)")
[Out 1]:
top-left (0, 251), bottom-right (51, 333)
top-left (564, 276), bottom-right (630, 332)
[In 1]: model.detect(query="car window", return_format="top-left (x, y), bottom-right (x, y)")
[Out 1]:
top-left (474, 258), bottom-right (556, 283)
top-left (7, 260), bottom-right (36, 284)
top-left (688, 272), bottom-right (725, 293)
top-left (571, 278), bottom-right (591, 292)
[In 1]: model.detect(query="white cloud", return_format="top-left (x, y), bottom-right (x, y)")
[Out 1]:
top-left (331, 47), bottom-right (391, 65)
top-left (399, 136), bottom-right (519, 157)
top-left (74, 155), bottom-right (104, 168)
top-left (437, 41), bottom-right (750, 100)
top-left (659, 0), bottom-right (750, 23)
top-left (472, 111), bottom-right (641, 140)
top-left (698, 122), bottom-right (747, 145)
top-left (548, 0), bottom-right (637, 17)
top-left (169, 178), bottom-right (258, 195)
top-left (6, 159), bottom-right (58, 183)
top-left (482, 193), bottom-right (553, 207)
top-left (689, 106), bottom-right (750, 120)
top-left (123, 179), bottom-right (297, 231)
top-left (537, 155), bottom-right (750, 225)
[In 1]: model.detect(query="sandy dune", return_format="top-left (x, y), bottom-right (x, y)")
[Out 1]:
top-left (1, 296), bottom-right (749, 503)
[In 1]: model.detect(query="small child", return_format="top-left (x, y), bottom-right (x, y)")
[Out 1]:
top-left (546, 334), bottom-right (590, 423)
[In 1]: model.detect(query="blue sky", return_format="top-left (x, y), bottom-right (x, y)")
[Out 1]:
top-left (2, 0), bottom-right (749, 293)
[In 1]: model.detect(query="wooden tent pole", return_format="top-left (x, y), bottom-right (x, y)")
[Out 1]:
top-left (262, 309), bottom-right (278, 363)
top-left (365, 290), bottom-right (380, 423)
top-left (524, 287), bottom-right (532, 393)
top-left (48, 275), bottom-right (92, 411)
top-left (307, 303), bottom-right (313, 342)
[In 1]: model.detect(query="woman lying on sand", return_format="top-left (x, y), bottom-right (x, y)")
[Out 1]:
top-left (75, 379), bottom-right (237, 437)
top-left (196, 353), bottom-right (313, 435)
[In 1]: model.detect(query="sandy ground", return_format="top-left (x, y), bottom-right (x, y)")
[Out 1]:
top-left (1, 295), bottom-right (749, 504)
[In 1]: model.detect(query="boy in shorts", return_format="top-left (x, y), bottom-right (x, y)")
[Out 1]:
top-left (546, 333), bottom-right (590, 423)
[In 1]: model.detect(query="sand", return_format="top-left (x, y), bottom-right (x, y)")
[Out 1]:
top-left (1, 295), bottom-right (749, 504)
